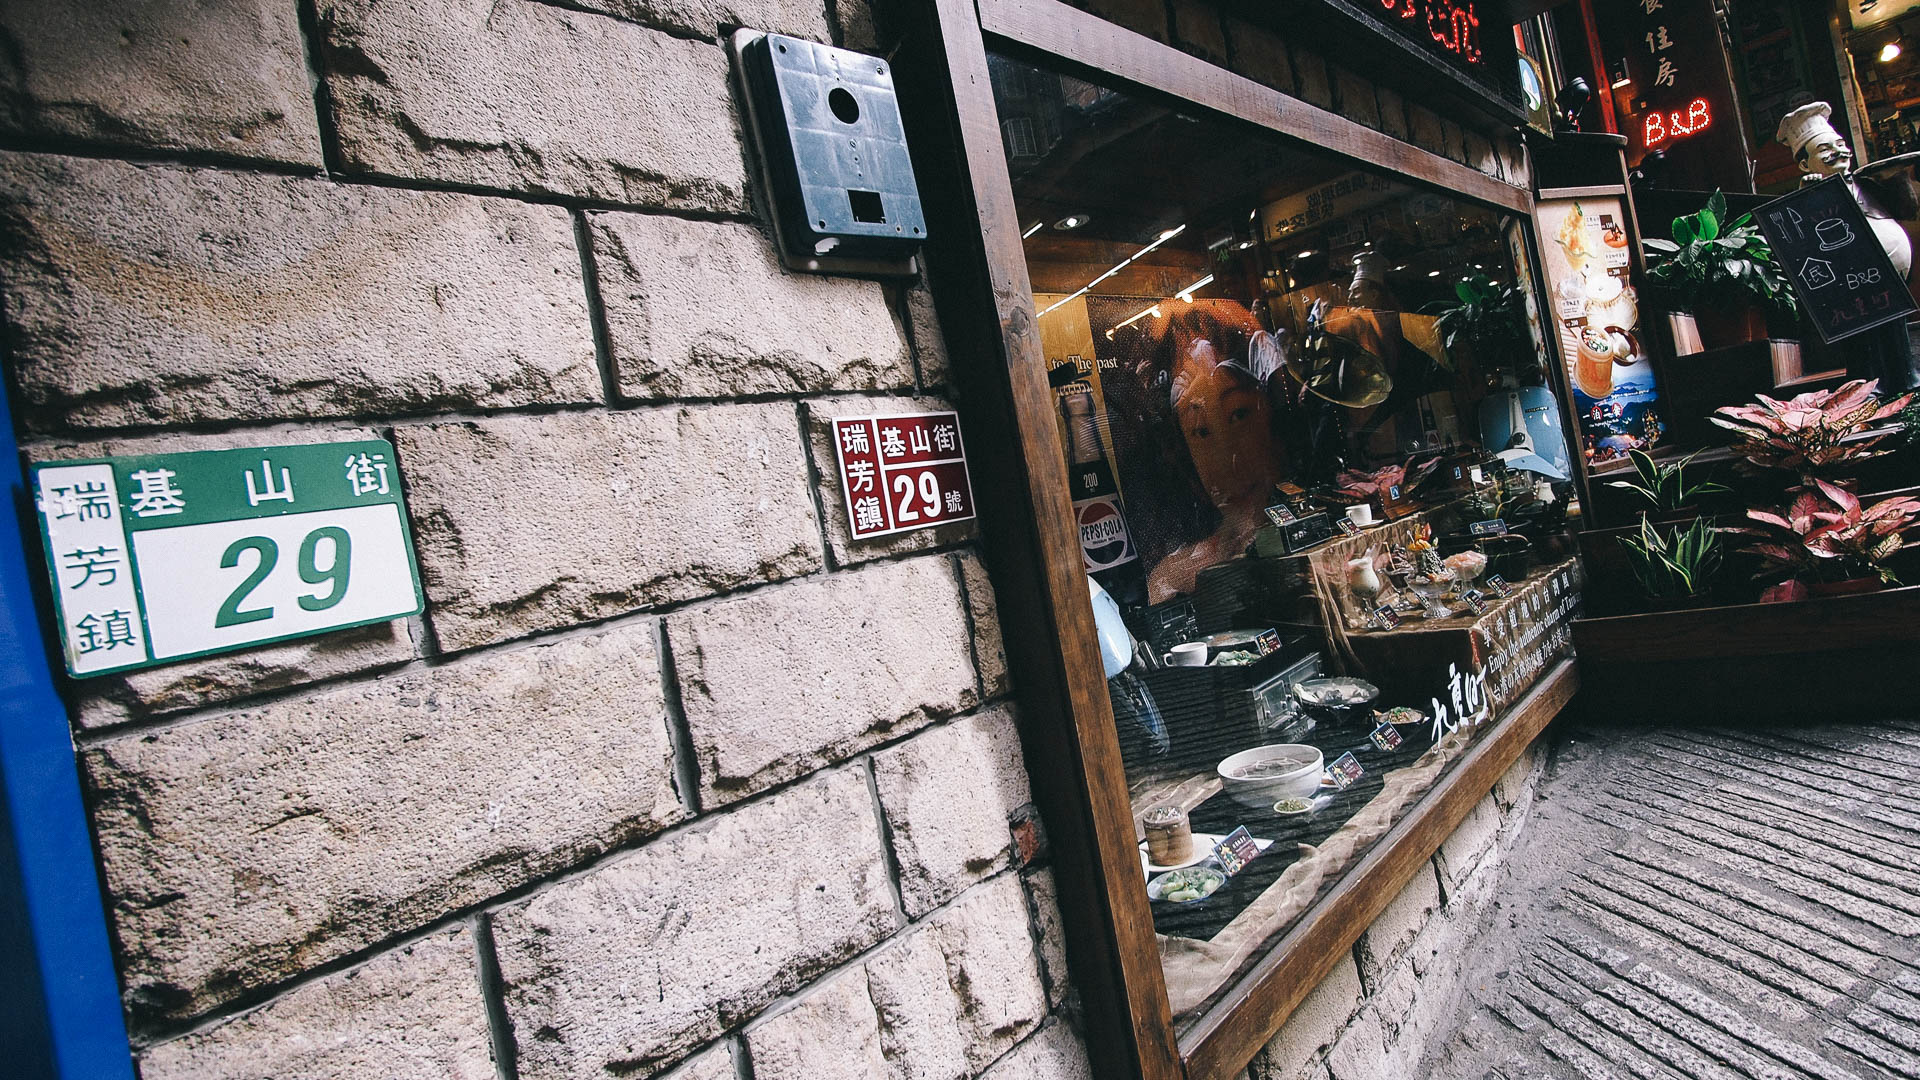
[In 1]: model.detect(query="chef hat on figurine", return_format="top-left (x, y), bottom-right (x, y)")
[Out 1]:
top-left (1350, 250), bottom-right (1389, 283)
top-left (1776, 101), bottom-right (1840, 160)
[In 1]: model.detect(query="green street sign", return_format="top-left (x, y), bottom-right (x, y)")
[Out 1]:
top-left (31, 440), bottom-right (425, 678)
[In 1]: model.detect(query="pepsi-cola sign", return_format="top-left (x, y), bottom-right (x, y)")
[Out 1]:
top-left (1075, 495), bottom-right (1136, 571)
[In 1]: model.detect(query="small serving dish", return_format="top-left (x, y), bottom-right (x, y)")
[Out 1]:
top-left (1272, 796), bottom-right (1313, 816)
top-left (1293, 677), bottom-right (1380, 709)
top-left (1375, 705), bottom-right (1427, 729)
top-left (1148, 866), bottom-right (1226, 904)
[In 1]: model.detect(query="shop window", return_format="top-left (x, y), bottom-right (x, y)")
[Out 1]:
top-left (988, 51), bottom-right (1582, 1031)
top-left (1002, 115), bottom-right (1039, 160)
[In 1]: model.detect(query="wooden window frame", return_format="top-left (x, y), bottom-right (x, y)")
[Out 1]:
top-left (889, 3), bottom-right (1581, 1077)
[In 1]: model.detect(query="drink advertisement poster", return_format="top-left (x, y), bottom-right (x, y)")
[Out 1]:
top-left (1533, 195), bottom-right (1670, 468)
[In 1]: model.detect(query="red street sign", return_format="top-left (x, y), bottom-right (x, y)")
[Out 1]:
top-left (831, 412), bottom-right (977, 539)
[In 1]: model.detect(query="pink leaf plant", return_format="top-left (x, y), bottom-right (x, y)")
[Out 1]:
top-left (1709, 378), bottom-right (1913, 486)
top-left (1731, 478), bottom-right (1920, 587)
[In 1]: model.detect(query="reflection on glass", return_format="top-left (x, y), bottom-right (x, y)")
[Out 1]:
top-left (992, 54), bottom-right (1583, 1026)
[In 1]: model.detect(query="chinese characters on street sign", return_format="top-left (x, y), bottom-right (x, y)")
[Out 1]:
top-left (1601, 0), bottom-right (1743, 190)
top-left (831, 412), bottom-right (976, 540)
top-left (32, 440), bottom-right (424, 678)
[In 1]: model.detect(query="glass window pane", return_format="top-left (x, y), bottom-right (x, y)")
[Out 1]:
top-left (990, 52), bottom-right (1581, 1027)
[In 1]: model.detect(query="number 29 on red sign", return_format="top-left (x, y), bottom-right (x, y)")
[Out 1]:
top-left (1644, 98), bottom-right (1712, 149)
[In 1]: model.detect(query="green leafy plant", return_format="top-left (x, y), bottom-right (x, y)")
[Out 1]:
top-left (1709, 378), bottom-right (1914, 486)
top-left (1604, 448), bottom-right (1729, 513)
top-left (1643, 190), bottom-right (1799, 319)
top-left (1426, 273), bottom-right (1533, 381)
top-left (1733, 479), bottom-right (1920, 587)
top-left (1293, 298), bottom-right (1394, 404)
top-left (1618, 515), bottom-right (1724, 601)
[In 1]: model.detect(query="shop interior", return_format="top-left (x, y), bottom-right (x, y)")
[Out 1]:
top-left (991, 52), bottom-right (1584, 1025)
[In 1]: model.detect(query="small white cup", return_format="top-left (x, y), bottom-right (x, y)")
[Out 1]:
top-left (1345, 504), bottom-right (1375, 527)
top-left (1163, 642), bottom-right (1209, 666)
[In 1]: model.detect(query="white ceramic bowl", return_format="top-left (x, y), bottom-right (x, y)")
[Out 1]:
top-left (1217, 744), bottom-right (1325, 810)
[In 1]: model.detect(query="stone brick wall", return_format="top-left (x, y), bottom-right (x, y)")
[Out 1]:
top-left (0, 2), bottom-right (1072, 1077)
top-left (1, 1), bottom-right (1548, 1077)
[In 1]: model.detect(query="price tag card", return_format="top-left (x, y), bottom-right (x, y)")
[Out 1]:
top-left (1369, 722), bottom-right (1404, 751)
top-left (1335, 517), bottom-right (1360, 535)
top-left (1484, 574), bottom-right (1513, 597)
top-left (1212, 826), bottom-right (1261, 877)
top-left (1469, 518), bottom-right (1508, 537)
top-left (1370, 604), bottom-right (1402, 630)
top-left (1264, 502), bottom-right (1298, 526)
top-left (1327, 752), bottom-right (1365, 790)
top-left (1254, 628), bottom-right (1283, 655)
top-left (1460, 588), bottom-right (1488, 614)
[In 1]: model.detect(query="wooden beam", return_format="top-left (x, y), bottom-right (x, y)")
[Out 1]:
top-left (892, 2), bottom-right (1183, 1077)
top-left (975, 0), bottom-right (1533, 217)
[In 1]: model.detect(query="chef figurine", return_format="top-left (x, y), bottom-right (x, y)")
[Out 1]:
top-left (1776, 101), bottom-right (1920, 391)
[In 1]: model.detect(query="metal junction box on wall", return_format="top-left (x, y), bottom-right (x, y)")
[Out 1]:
top-left (733, 30), bottom-right (928, 275)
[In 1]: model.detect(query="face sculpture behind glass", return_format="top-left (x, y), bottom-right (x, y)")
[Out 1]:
top-left (1803, 132), bottom-right (1854, 178)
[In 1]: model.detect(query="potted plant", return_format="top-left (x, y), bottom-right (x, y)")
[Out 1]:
top-left (1730, 480), bottom-right (1920, 598)
top-left (1709, 378), bottom-right (1914, 489)
top-left (1428, 273), bottom-right (1534, 386)
top-left (1617, 515), bottom-right (1723, 608)
top-left (1603, 448), bottom-right (1730, 520)
top-left (1644, 190), bottom-right (1798, 349)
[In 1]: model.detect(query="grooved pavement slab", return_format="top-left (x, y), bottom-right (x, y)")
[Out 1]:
top-left (1422, 718), bottom-right (1920, 1080)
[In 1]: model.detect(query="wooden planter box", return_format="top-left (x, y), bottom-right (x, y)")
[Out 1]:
top-left (1573, 584), bottom-right (1920, 718)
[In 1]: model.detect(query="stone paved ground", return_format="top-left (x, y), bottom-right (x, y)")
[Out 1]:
top-left (1421, 717), bottom-right (1920, 1080)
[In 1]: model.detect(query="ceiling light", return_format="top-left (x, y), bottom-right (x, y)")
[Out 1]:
top-left (1021, 221), bottom-right (1044, 239)
top-left (1055, 214), bottom-right (1090, 230)
top-left (1238, 240), bottom-right (1254, 250)
top-left (1393, 265), bottom-right (1408, 272)
top-left (1295, 250), bottom-right (1317, 259)
top-left (1115, 304), bottom-right (1162, 330)
top-left (1428, 270), bottom-right (1443, 277)
top-left (1036, 225), bottom-right (1188, 318)
top-left (1176, 274), bottom-right (1215, 302)
top-left (1883, 40), bottom-right (1904, 63)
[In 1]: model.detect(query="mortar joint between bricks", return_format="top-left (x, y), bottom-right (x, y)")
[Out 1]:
top-left (654, 620), bottom-right (705, 819)
top-left (862, 755), bottom-right (912, 927)
top-left (472, 913), bottom-right (520, 1080)
top-left (793, 401), bottom-right (841, 572)
top-left (571, 210), bottom-right (624, 406)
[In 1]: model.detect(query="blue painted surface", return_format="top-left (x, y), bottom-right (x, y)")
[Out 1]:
top-left (0, 377), bottom-right (136, 1079)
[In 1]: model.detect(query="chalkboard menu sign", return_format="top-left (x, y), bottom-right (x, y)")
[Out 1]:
top-left (1754, 176), bottom-right (1918, 345)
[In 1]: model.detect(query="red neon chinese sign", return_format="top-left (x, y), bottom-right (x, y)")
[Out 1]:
top-left (1377, 0), bottom-right (1484, 65)
top-left (1643, 98), bottom-right (1712, 150)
